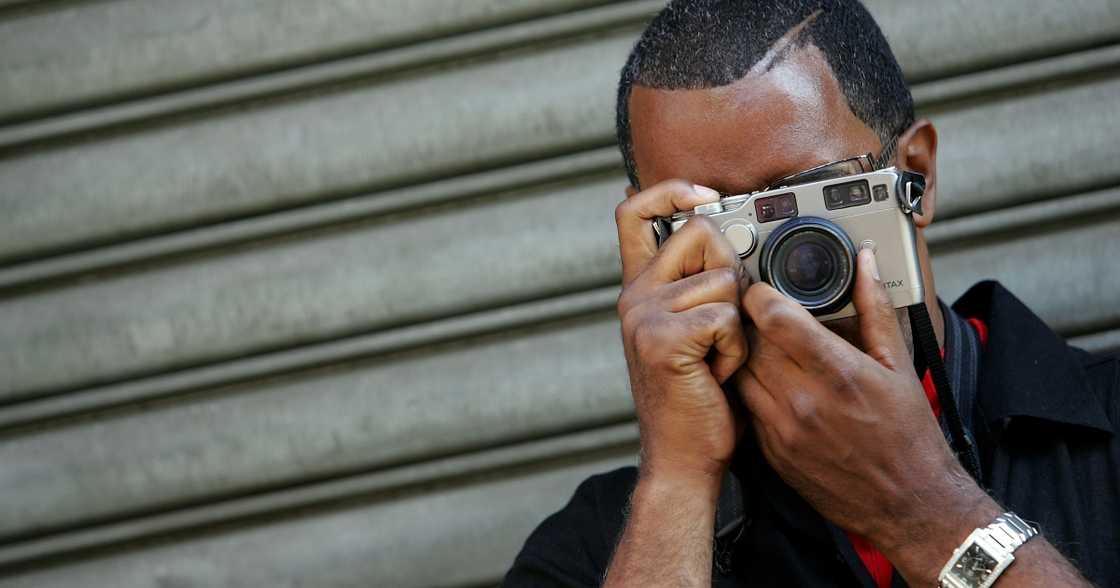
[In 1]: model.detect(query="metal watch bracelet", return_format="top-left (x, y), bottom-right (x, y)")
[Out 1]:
top-left (938, 512), bottom-right (1038, 588)
top-left (987, 513), bottom-right (1037, 551)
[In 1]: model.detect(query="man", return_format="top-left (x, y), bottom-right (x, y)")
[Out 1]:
top-left (505, 1), bottom-right (1118, 586)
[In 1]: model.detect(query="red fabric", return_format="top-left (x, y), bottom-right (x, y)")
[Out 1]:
top-left (847, 532), bottom-right (894, 588)
top-left (844, 318), bottom-right (989, 587)
top-left (922, 349), bottom-right (946, 418)
top-left (966, 317), bottom-right (990, 346)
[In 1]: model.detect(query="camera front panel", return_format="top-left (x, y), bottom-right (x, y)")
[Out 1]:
top-left (661, 168), bottom-right (925, 321)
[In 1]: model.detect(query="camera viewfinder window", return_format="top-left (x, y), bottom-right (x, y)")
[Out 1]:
top-left (823, 180), bottom-right (873, 211)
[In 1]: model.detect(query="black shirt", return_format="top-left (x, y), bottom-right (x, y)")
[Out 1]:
top-left (503, 282), bottom-right (1120, 587)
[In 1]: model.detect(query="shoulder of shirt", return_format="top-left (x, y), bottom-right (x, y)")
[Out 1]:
top-left (565, 465), bottom-right (637, 539)
top-left (1069, 343), bottom-right (1119, 367)
top-left (503, 467), bottom-right (636, 587)
top-left (578, 465), bottom-right (638, 502)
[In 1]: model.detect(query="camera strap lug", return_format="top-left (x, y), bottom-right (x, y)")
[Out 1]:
top-left (896, 171), bottom-right (926, 216)
top-left (651, 218), bottom-right (671, 247)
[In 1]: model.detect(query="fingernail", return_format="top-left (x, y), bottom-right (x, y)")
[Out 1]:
top-left (860, 244), bottom-right (880, 282)
top-left (692, 184), bottom-right (721, 202)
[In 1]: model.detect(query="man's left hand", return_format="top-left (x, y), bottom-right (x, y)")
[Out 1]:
top-left (734, 246), bottom-right (985, 551)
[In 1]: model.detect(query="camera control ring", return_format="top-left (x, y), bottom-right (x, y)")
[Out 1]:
top-left (758, 216), bottom-right (857, 316)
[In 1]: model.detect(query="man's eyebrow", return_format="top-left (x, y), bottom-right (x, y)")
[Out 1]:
top-left (748, 8), bottom-right (822, 76)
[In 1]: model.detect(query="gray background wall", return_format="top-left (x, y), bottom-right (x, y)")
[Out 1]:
top-left (0, 1), bottom-right (1117, 586)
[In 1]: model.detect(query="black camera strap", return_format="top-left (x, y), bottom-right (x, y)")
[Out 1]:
top-left (908, 302), bottom-right (982, 482)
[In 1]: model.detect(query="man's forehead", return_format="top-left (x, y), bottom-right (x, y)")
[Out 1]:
top-left (628, 44), bottom-right (881, 194)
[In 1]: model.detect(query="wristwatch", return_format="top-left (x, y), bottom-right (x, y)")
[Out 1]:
top-left (938, 512), bottom-right (1038, 588)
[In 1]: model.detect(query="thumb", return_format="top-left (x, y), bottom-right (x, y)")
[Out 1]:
top-left (853, 244), bottom-right (909, 371)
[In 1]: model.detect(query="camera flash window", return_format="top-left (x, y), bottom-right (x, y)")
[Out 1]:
top-left (755, 193), bottom-right (798, 223)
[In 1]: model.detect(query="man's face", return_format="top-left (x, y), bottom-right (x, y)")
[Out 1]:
top-left (627, 43), bottom-right (900, 350)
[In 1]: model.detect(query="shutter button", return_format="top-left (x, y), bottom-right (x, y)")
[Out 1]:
top-left (694, 201), bottom-right (725, 215)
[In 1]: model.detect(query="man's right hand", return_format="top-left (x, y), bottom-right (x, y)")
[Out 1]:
top-left (614, 180), bottom-right (750, 483)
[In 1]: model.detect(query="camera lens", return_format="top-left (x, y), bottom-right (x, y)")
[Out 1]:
top-left (783, 241), bottom-right (833, 292)
top-left (758, 217), bottom-right (856, 316)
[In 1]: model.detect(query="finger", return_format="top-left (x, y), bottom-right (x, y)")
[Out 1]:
top-left (741, 281), bottom-right (858, 373)
top-left (852, 245), bottom-right (909, 371)
top-left (636, 215), bottom-right (739, 288)
top-left (749, 413), bottom-right (785, 468)
top-left (678, 302), bottom-right (748, 384)
top-left (733, 366), bottom-right (787, 464)
top-left (739, 369), bottom-right (795, 468)
top-left (734, 368), bottom-right (780, 426)
top-left (616, 181), bottom-right (721, 285)
top-left (658, 266), bottom-right (751, 312)
top-left (743, 326), bottom-right (800, 391)
top-left (724, 375), bottom-right (749, 440)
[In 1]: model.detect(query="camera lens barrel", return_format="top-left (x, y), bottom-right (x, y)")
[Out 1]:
top-left (758, 216), bottom-right (857, 316)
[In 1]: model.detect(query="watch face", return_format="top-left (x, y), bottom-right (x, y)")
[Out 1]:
top-left (952, 544), bottom-right (1000, 584)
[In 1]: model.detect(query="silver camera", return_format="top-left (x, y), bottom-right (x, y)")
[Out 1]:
top-left (654, 167), bottom-right (927, 321)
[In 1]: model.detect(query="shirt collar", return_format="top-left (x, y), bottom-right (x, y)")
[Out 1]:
top-left (951, 280), bottom-right (1113, 435)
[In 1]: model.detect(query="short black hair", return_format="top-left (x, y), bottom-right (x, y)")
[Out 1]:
top-left (616, 0), bottom-right (914, 187)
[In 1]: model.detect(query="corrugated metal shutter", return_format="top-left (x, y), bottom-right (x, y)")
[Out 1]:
top-left (0, 1), bottom-right (1117, 586)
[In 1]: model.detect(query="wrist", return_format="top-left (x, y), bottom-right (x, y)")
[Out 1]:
top-left (640, 447), bottom-right (730, 486)
top-left (871, 464), bottom-right (1000, 586)
top-left (605, 456), bottom-right (724, 586)
top-left (635, 461), bottom-right (724, 509)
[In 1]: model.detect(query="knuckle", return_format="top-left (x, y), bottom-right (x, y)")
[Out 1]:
top-left (690, 214), bottom-right (721, 237)
top-left (638, 334), bottom-right (685, 375)
top-left (865, 343), bottom-right (898, 368)
top-left (676, 213), bottom-right (715, 238)
top-left (653, 353), bottom-right (691, 376)
top-left (774, 422), bottom-right (800, 450)
top-left (658, 178), bottom-right (694, 197)
top-left (742, 282), bottom-right (764, 311)
top-left (689, 302), bottom-right (732, 331)
top-left (755, 296), bottom-right (795, 331)
top-left (631, 328), bottom-right (655, 358)
top-left (617, 287), bottom-right (639, 316)
top-left (630, 315), bottom-right (668, 355)
top-left (831, 363), bottom-right (861, 394)
top-left (614, 198), bottom-right (634, 224)
top-left (789, 392), bottom-right (817, 424)
top-left (711, 302), bottom-right (742, 327)
top-left (877, 285), bottom-right (893, 305)
top-left (710, 267), bottom-right (740, 296)
top-left (620, 303), bottom-right (649, 339)
top-left (874, 296), bottom-right (896, 320)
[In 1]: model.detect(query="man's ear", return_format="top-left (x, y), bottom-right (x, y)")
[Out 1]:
top-left (896, 119), bottom-right (938, 228)
top-left (625, 185), bottom-right (638, 198)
